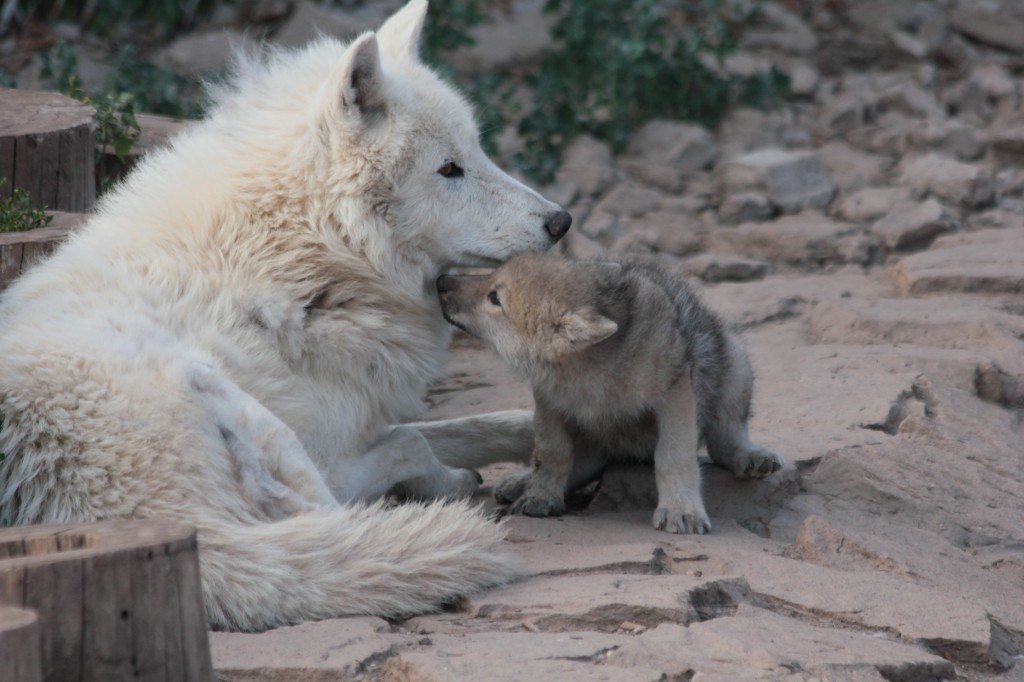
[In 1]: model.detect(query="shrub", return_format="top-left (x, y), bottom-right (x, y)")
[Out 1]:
top-left (0, 180), bottom-right (54, 233)
top-left (512, 0), bottom-right (789, 181)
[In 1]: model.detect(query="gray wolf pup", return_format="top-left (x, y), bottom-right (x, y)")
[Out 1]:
top-left (437, 253), bottom-right (785, 534)
top-left (0, 0), bottom-right (568, 631)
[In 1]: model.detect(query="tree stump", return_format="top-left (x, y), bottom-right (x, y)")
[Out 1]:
top-left (0, 520), bottom-right (213, 681)
top-left (0, 607), bottom-right (43, 682)
top-left (0, 211), bottom-right (86, 290)
top-left (0, 89), bottom-right (95, 212)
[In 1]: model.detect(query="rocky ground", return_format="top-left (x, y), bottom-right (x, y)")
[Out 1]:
top-left (50, 0), bottom-right (1018, 679)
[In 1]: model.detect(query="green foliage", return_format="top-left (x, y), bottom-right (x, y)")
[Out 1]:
top-left (27, 0), bottom-right (222, 39)
top-left (0, 180), bottom-right (54, 233)
top-left (93, 92), bottom-right (142, 162)
top-left (104, 44), bottom-right (205, 118)
top-left (422, 0), bottom-right (485, 65)
top-left (512, 0), bottom-right (789, 181)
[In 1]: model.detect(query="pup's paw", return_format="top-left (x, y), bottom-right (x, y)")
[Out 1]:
top-left (731, 445), bottom-right (786, 480)
top-left (511, 492), bottom-right (566, 517)
top-left (652, 504), bottom-right (711, 535)
top-left (494, 470), bottom-right (532, 504)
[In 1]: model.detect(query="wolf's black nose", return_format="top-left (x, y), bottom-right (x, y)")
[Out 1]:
top-left (544, 210), bottom-right (572, 241)
top-left (436, 274), bottom-right (454, 294)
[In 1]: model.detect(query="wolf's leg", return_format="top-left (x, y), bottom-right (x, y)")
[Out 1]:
top-left (704, 334), bottom-right (785, 479)
top-left (652, 374), bottom-right (711, 534)
top-left (187, 363), bottom-right (338, 517)
top-left (503, 398), bottom-right (574, 517)
top-left (407, 410), bottom-right (534, 468)
top-left (328, 425), bottom-right (480, 503)
top-left (494, 449), bottom-right (605, 505)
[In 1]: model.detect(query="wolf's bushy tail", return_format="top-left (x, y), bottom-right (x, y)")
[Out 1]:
top-left (195, 500), bottom-right (519, 631)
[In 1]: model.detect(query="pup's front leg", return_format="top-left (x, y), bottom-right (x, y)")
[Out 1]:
top-left (652, 373), bottom-right (711, 534)
top-left (509, 395), bottom-right (573, 517)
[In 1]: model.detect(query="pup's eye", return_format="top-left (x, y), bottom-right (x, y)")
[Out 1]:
top-left (487, 290), bottom-right (501, 307)
top-left (438, 161), bottom-right (464, 178)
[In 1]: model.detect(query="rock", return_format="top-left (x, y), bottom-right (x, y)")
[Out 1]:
top-left (616, 159), bottom-right (686, 193)
top-left (273, 0), bottom-right (386, 47)
top-left (718, 192), bottom-right (774, 224)
top-left (609, 608), bottom-right (955, 681)
top-left (706, 212), bottom-right (855, 267)
top-left (835, 186), bottom-right (912, 223)
top-left (611, 212), bottom-right (705, 256)
top-left (816, 90), bottom-right (880, 135)
top-left (781, 59), bottom-right (820, 97)
top-left (578, 210), bottom-right (618, 241)
top-left (740, 2), bottom-right (818, 55)
top-left (562, 228), bottom-right (605, 260)
top-left (592, 183), bottom-right (663, 218)
top-left (817, 141), bottom-right (891, 192)
top-left (969, 208), bottom-right (1024, 232)
top-left (949, 7), bottom-right (1024, 54)
top-left (886, 228), bottom-right (1024, 295)
top-left (154, 30), bottom-right (256, 77)
top-left (555, 136), bottom-right (618, 198)
top-left (908, 119), bottom-right (987, 162)
top-left (679, 254), bottom-right (771, 283)
top-left (450, 0), bottom-right (554, 74)
top-left (718, 149), bottom-right (836, 214)
top-left (898, 153), bottom-right (995, 210)
top-left (871, 199), bottom-right (962, 251)
top-left (717, 108), bottom-right (812, 158)
top-left (879, 80), bottom-right (945, 120)
top-left (628, 120), bottom-right (717, 172)
top-left (785, 515), bottom-right (910, 576)
top-left (992, 123), bottom-right (1024, 164)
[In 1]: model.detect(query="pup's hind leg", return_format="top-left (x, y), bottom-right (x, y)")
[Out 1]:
top-left (494, 449), bottom-right (605, 505)
top-left (653, 374), bottom-right (711, 534)
top-left (704, 334), bottom-right (785, 479)
top-left (328, 425), bottom-right (480, 503)
top-left (187, 363), bottom-right (338, 517)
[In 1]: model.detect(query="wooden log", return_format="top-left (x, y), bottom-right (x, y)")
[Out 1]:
top-left (0, 607), bottom-right (43, 682)
top-left (0, 520), bottom-right (214, 682)
top-left (0, 89), bottom-right (95, 212)
top-left (0, 210), bottom-right (85, 290)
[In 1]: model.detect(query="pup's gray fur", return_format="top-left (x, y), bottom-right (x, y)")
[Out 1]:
top-left (437, 253), bottom-right (785, 534)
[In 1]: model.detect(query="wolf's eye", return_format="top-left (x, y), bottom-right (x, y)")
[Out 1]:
top-left (487, 290), bottom-right (501, 307)
top-left (438, 161), bottom-right (464, 178)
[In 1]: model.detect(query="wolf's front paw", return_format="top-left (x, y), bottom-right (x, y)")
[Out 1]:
top-left (731, 446), bottom-right (786, 480)
top-left (447, 468), bottom-right (483, 498)
top-left (653, 504), bottom-right (711, 535)
top-left (510, 492), bottom-right (566, 517)
top-left (494, 470), bottom-right (532, 504)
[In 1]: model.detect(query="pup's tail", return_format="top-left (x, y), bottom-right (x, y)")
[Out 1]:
top-left (195, 500), bottom-right (519, 631)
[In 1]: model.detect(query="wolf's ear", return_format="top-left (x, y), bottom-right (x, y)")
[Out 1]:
top-left (560, 308), bottom-right (618, 348)
top-left (333, 33), bottom-right (386, 122)
top-left (376, 0), bottom-right (428, 62)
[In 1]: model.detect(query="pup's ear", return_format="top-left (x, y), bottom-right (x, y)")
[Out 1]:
top-left (560, 308), bottom-right (618, 348)
top-left (376, 0), bottom-right (428, 62)
top-left (332, 33), bottom-right (386, 123)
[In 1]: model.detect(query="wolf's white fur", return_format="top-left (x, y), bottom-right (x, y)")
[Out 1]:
top-left (0, 0), bottom-right (559, 631)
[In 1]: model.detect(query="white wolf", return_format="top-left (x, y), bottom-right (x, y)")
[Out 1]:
top-left (0, 0), bottom-right (566, 631)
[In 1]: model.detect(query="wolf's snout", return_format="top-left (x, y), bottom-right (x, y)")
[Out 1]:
top-left (544, 210), bottom-right (572, 241)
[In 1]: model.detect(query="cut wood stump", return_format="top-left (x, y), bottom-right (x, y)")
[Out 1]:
top-left (0, 520), bottom-right (213, 681)
top-left (0, 88), bottom-right (95, 212)
top-left (0, 210), bottom-right (85, 289)
top-left (0, 607), bottom-right (43, 682)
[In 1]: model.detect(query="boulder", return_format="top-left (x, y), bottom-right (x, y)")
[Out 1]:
top-left (706, 212), bottom-right (856, 267)
top-left (886, 228), bottom-right (1024, 295)
top-left (834, 186), bottom-right (912, 223)
top-left (611, 211), bottom-right (706, 256)
top-left (898, 153), bottom-right (995, 210)
top-left (679, 254), bottom-right (771, 283)
top-left (718, 149), bottom-right (836, 214)
top-left (154, 30), bottom-right (256, 76)
top-left (628, 120), bottom-right (717, 172)
top-left (592, 183), bottom-right (663, 218)
top-left (871, 199), bottom-right (962, 251)
top-left (718, 191), bottom-right (774, 224)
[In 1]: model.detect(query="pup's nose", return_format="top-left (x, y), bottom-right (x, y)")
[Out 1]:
top-left (436, 274), bottom-right (454, 294)
top-left (543, 210), bottom-right (572, 241)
